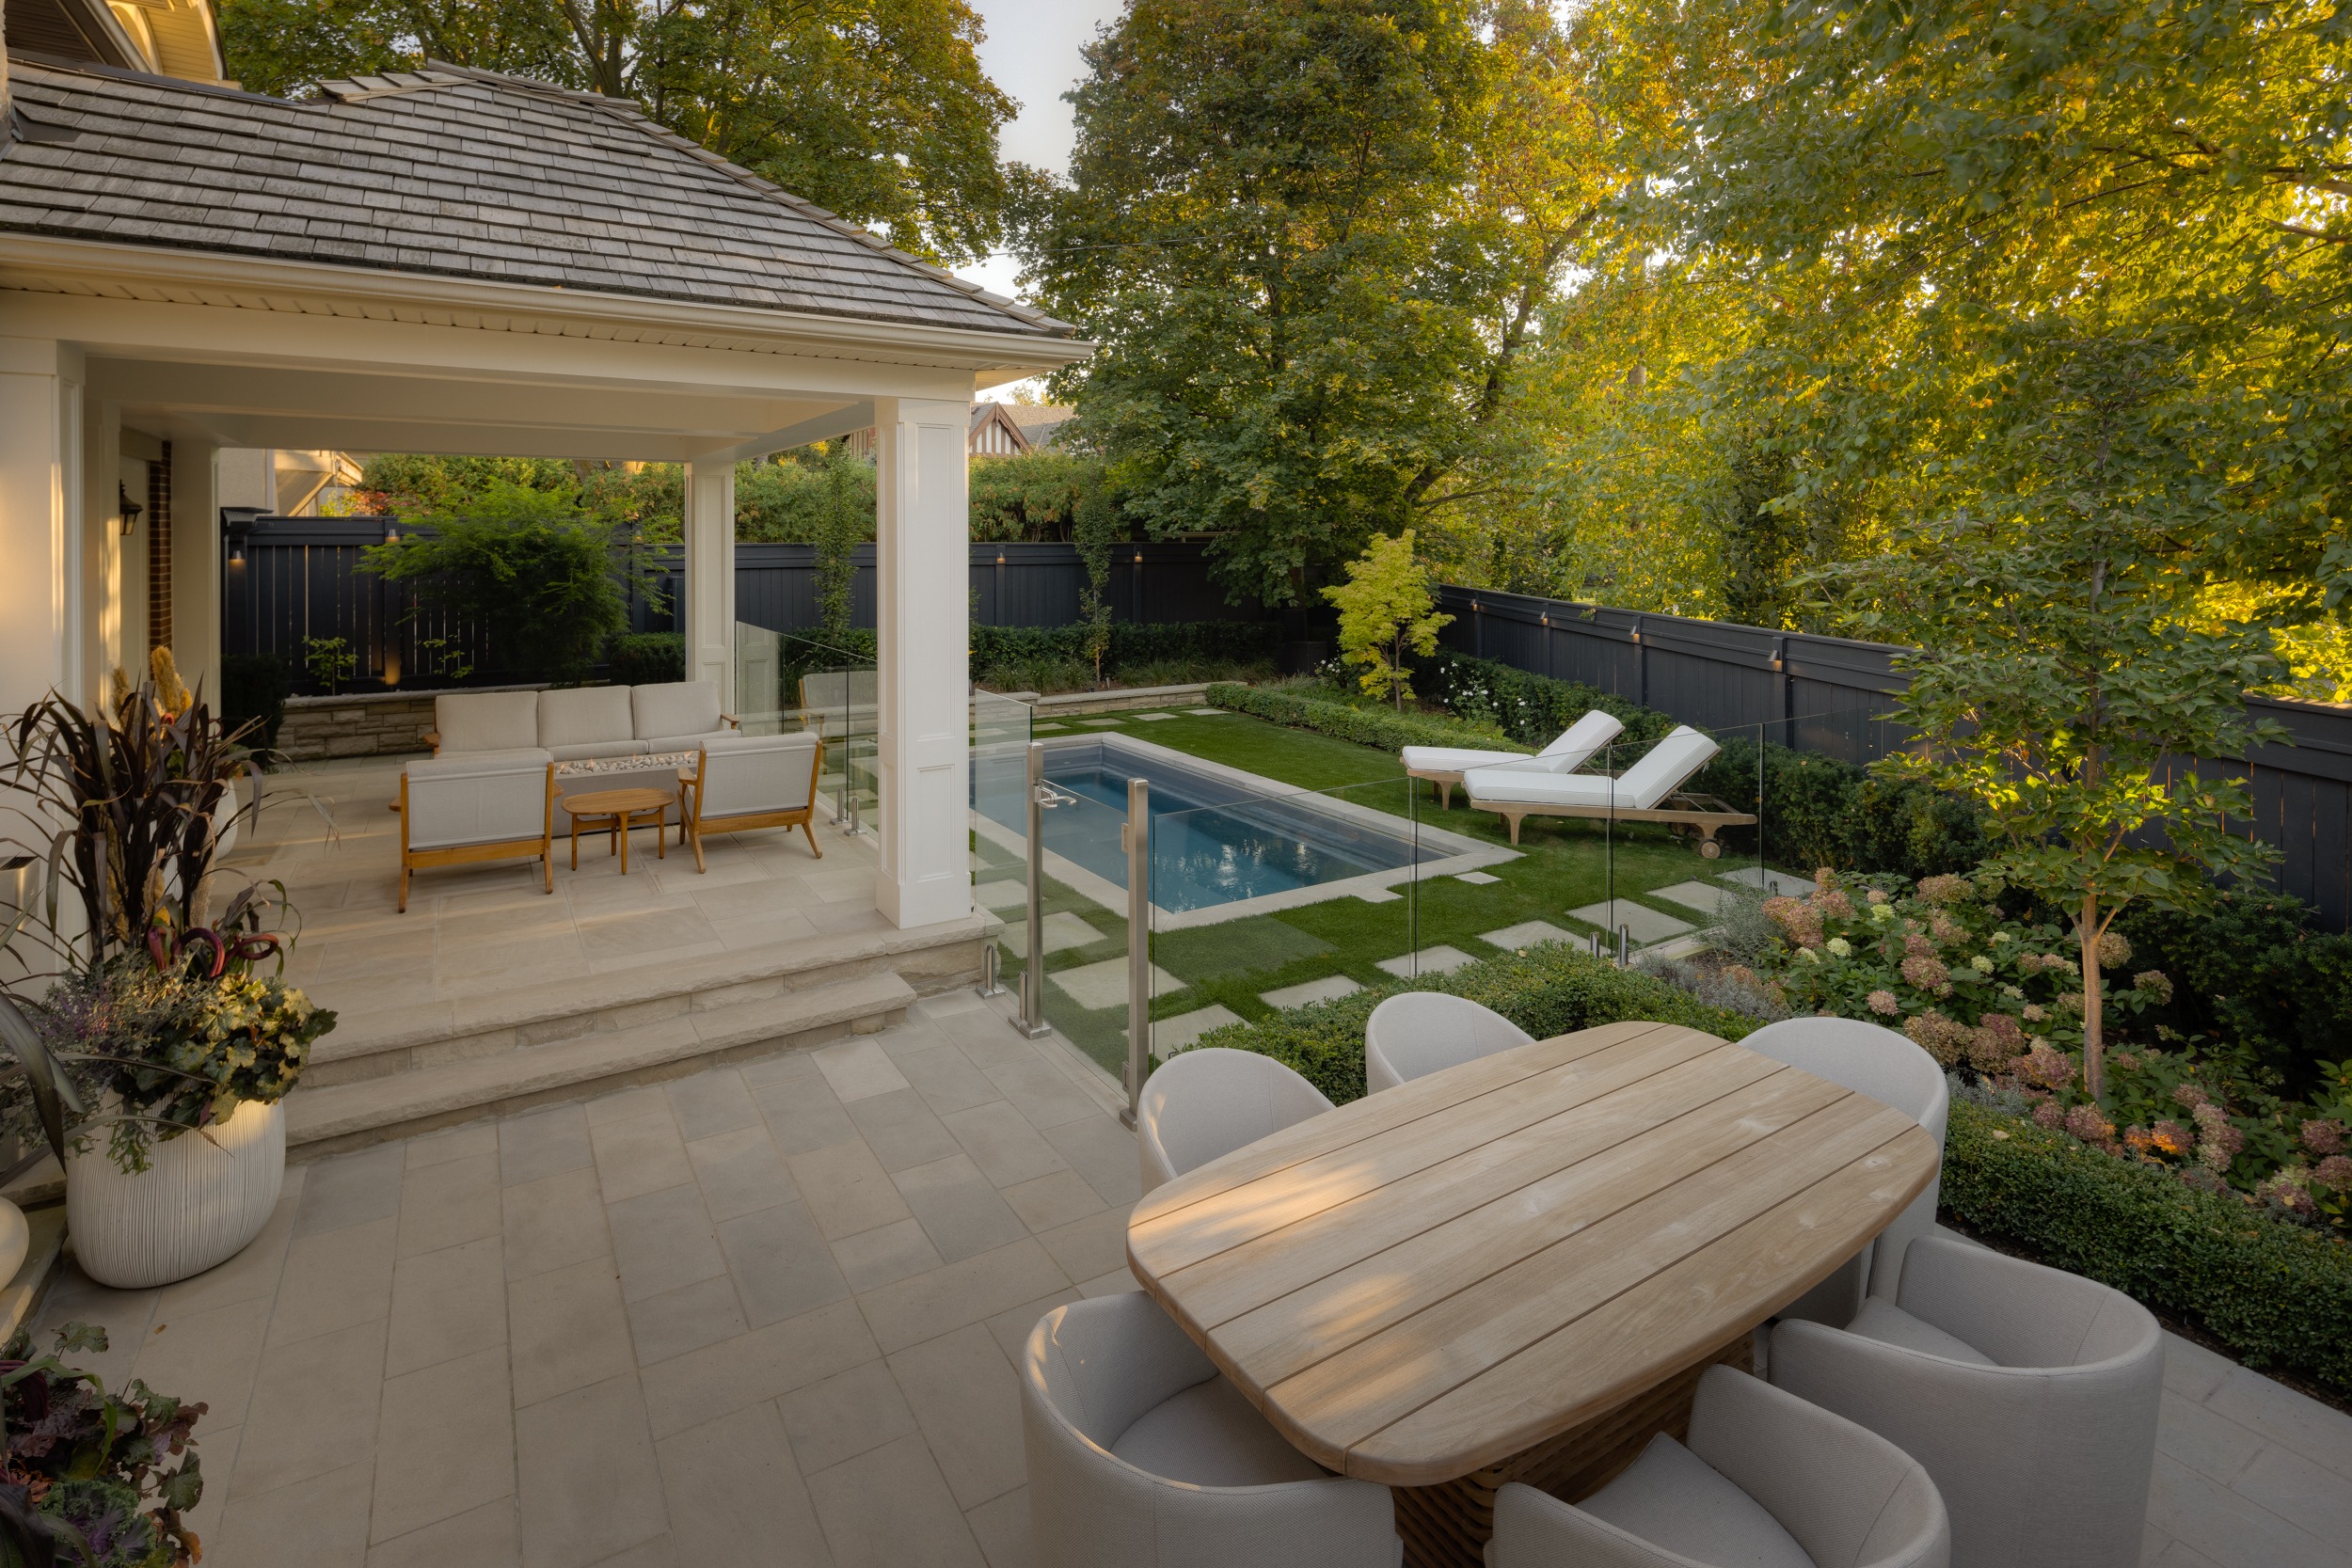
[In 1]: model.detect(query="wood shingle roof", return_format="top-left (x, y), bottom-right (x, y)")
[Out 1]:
top-left (0, 56), bottom-right (1073, 339)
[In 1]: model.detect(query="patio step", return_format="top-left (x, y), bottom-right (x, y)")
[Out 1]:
top-left (286, 968), bottom-right (917, 1156)
top-left (302, 913), bottom-right (992, 1090)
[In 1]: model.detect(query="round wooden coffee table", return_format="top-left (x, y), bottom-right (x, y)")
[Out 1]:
top-left (561, 787), bottom-right (672, 875)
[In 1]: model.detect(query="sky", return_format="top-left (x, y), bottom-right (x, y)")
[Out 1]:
top-left (959, 0), bottom-right (1122, 305)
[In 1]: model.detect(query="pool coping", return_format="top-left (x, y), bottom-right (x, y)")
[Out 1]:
top-left (969, 733), bottom-right (1518, 932)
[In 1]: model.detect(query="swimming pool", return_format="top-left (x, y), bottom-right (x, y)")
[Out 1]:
top-left (970, 736), bottom-right (1511, 924)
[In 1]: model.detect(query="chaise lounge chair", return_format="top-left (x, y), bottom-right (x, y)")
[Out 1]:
top-left (1462, 724), bottom-right (1756, 852)
top-left (1400, 709), bottom-right (1624, 810)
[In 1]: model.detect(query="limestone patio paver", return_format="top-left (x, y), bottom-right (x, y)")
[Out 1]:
top-left (232, 755), bottom-right (879, 1021)
top-left (24, 992), bottom-right (2349, 1568)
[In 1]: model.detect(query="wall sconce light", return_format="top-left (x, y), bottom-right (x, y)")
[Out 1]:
top-left (384, 526), bottom-right (401, 546)
top-left (117, 484), bottom-right (143, 536)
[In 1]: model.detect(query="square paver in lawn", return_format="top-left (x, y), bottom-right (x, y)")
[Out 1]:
top-left (1134, 713), bottom-right (1179, 721)
top-left (1048, 958), bottom-right (1186, 1010)
top-left (1651, 879), bottom-right (1740, 916)
top-left (1357, 887), bottom-right (1402, 904)
top-left (1455, 871), bottom-right (1502, 885)
top-left (1032, 723), bottom-right (1068, 733)
top-left (1080, 719), bottom-right (1123, 728)
top-left (972, 879), bottom-right (1025, 912)
top-left (1375, 945), bottom-right (1479, 979)
top-left (1480, 920), bottom-right (1579, 951)
top-left (1150, 1005), bottom-right (1245, 1059)
top-left (1185, 709), bottom-right (1226, 716)
top-left (1259, 975), bottom-right (1363, 1009)
top-left (998, 911), bottom-right (1102, 959)
top-left (1720, 866), bottom-right (1816, 895)
top-left (1566, 899), bottom-right (1694, 945)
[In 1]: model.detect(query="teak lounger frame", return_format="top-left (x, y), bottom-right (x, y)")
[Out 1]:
top-left (1471, 788), bottom-right (1757, 853)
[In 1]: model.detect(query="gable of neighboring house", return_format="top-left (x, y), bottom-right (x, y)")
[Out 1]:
top-left (7, 0), bottom-right (230, 85)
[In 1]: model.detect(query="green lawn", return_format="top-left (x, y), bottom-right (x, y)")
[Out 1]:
top-left (977, 705), bottom-right (1769, 1076)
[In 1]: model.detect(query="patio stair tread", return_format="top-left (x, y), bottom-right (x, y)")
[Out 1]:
top-left (311, 911), bottom-right (993, 1064)
top-left (287, 968), bottom-right (916, 1148)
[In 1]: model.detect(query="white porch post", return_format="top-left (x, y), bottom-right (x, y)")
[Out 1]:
top-left (0, 336), bottom-right (84, 719)
top-left (172, 439), bottom-right (221, 700)
top-left (683, 458), bottom-right (736, 702)
top-left (873, 397), bottom-right (972, 929)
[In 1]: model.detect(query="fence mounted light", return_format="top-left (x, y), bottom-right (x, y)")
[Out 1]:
top-left (117, 484), bottom-right (142, 536)
top-left (384, 526), bottom-right (400, 546)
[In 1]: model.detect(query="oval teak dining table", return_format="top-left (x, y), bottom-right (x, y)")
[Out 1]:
top-left (1125, 1020), bottom-right (1939, 1568)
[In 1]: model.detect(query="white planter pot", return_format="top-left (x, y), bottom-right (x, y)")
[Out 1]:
top-left (0, 1197), bottom-right (26, 1287)
top-left (66, 1099), bottom-right (286, 1289)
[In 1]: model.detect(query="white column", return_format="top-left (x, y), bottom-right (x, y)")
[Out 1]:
top-left (83, 395), bottom-right (119, 705)
top-left (173, 439), bottom-right (221, 700)
top-left (683, 458), bottom-right (736, 702)
top-left (872, 396), bottom-right (972, 929)
top-left (0, 337), bottom-right (83, 719)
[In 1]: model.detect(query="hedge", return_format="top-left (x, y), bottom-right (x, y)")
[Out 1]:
top-left (1202, 682), bottom-right (1528, 757)
top-left (975, 621), bottom-right (1275, 676)
top-left (1942, 1098), bottom-right (2352, 1392)
top-left (607, 631), bottom-right (686, 685)
top-left (1185, 943), bottom-right (1760, 1103)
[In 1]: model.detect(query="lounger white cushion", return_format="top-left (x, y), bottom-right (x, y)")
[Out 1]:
top-left (1364, 993), bottom-right (1534, 1094)
top-left (435, 690), bottom-right (539, 753)
top-left (1464, 725), bottom-right (1719, 810)
top-left (1137, 1048), bottom-right (1334, 1194)
top-left (1742, 1018), bottom-right (1950, 1316)
top-left (1487, 1365), bottom-right (1948, 1568)
top-left (538, 687), bottom-right (644, 762)
top-left (1399, 710), bottom-right (1624, 777)
top-left (1022, 1293), bottom-right (1401, 1568)
top-left (1771, 1235), bottom-right (2161, 1568)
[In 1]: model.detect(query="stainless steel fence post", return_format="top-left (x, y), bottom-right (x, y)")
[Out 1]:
top-left (1011, 740), bottom-right (1055, 1039)
top-left (1122, 777), bottom-right (1149, 1129)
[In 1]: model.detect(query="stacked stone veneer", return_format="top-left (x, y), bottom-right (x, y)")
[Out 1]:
top-left (277, 685), bottom-right (546, 761)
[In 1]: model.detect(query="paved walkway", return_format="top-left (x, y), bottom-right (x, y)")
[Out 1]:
top-left (26, 992), bottom-right (2352, 1567)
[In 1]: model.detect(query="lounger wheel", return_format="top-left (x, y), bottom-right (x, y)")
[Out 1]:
top-left (1699, 838), bottom-right (1722, 859)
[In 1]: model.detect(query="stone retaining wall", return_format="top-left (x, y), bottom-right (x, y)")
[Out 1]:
top-left (277, 685), bottom-right (544, 761)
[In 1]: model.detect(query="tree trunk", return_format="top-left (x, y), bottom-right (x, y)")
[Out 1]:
top-left (2079, 892), bottom-right (2106, 1101)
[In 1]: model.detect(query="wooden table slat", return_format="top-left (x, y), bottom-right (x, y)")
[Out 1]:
top-left (1355, 1135), bottom-right (1931, 1480)
top-left (1131, 1033), bottom-right (1751, 1277)
top-left (1198, 1065), bottom-right (1851, 1373)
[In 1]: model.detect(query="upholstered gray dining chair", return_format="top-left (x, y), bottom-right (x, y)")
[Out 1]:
top-left (1363, 992), bottom-right (1534, 1094)
top-left (1023, 1293), bottom-right (1402, 1568)
top-left (1136, 1048), bottom-right (1334, 1195)
top-left (1739, 1017), bottom-right (1949, 1321)
top-left (1770, 1235), bottom-right (2161, 1568)
top-left (1486, 1364), bottom-right (1949, 1568)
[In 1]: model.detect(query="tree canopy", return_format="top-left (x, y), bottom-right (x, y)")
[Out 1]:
top-left (216, 0), bottom-right (1025, 263)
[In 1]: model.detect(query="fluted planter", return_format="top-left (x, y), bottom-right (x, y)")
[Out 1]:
top-left (65, 1099), bottom-right (286, 1289)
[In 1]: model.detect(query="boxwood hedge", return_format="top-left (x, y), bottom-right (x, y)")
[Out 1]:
top-left (1202, 681), bottom-right (1526, 758)
top-left (1942, 1098), bottom-right (2352, 1393)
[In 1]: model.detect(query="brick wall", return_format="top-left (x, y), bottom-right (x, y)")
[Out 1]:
top-left (146, 442), bottom-right (171, 655)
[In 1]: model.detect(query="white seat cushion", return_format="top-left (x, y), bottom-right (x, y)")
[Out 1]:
top-left (1845, 1297), bottom-right (1995, 1366)
top-left (436, 690), bottom-right (538, 752)
top-left (1109, 1376), bottom-right (1327, 1487)
top-left (1401, 745), bottom-right (1529, 773)
top-left (1580, 1433), bottom-right (1815, 1568)
top-left (1464, 768), bottom-right (1620, 806)
top-left (631, 681), bottom-right (723, 741)
top-left (548, 739), bottom-right (649, 763)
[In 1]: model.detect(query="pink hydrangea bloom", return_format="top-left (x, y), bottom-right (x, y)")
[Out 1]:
top-left (2313, 1155), bottom-right (2352, 1189)
top-left (1867, 990), bottom-right (1899, 1016)
top-left (2300, 1119), bottom-right (2346, 1157)
top-left (2065, 1103), bottom-right (2117, 1147)
top-left (1899, 954), bottom-right (1949, 990)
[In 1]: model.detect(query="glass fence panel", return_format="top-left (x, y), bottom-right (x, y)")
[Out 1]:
top-left (1027, 759), bottom-right (1137, 1081)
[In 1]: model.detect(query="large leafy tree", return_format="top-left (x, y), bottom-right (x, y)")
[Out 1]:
top-left (217, 0), bottom-right (1022, 263)
top-left (1021, 0), bottom-right (1635, 604)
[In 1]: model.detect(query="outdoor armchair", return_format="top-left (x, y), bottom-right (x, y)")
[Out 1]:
top-left (1401, 709), bottom-right (1624, 809)
top-left (396, 750), bottom-right (556, 911)
top-left (1740, 1018), bottom-right (1949, 1320)
top-left (1364, 992), bottom-right (1534, 1094)
top-left (679, 732), bottom-right (824, 869)
top-left (1769, 1235), bottom-right (2162, 1568)
top-left (1136, 1048), bottom-right (1334, 1194)
top-left (1023, 1293), bottom-right (1402, 1568)
top-left (1486, 1365), bottom-right (1948, 1568)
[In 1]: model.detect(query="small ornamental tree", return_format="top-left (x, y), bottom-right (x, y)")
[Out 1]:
top-left (1831, 333), bottom-right (2284, 1101)
top-left (1323, 531), bottom-right (1453, 710)
top-left (809, 449), bottom-right (870, 646)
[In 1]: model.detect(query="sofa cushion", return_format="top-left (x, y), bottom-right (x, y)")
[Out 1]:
top-left (548, 739), bottom-right (649, 763)
top-left (437, 690), bottom-right (539, 752)
top-left (539, 687), bottom-right (635, 752)
top-left (644, 729), bottom-right (738, 755)
top-left (632, 681), bottom-right (723, 742)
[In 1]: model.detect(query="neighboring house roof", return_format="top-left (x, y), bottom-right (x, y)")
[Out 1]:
top-left (0, 57), bottom-right (1074, 339)
top-left (1001, 404), bottom-right (1076, 449)
top-left (7, 0), bottom-right (225, 84)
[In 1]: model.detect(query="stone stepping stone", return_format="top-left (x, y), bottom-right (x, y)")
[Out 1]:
top-left (1357, 886), bottom-right (1403, 904)
top-left (1081, 718), bottom-right (1124, 728)
top-left (1479, 920), bottom-right (1578, 952)
top-left (1049, 957), bottom-right (1186, 1010)
top-left (1651, 879), bottom-right (1740, 916)
top-left (1135, 712), bottom-right (1179, 721)
top-left (1032, 723), bottom-right (1068, 734)
top-left (1186, 708), bottom-right (1226, 716)
top-left (1151, 1004), bottom-right (1245, 1060)
top-left (1259, 975), bottom-right (1364, 1010)
top-left (1566, 900), bottom-right (1694, 945)
top-left (973, 879), bottom-right (1026, 911)
top-left (1718, 866), bottom-right (1816, 896)
top-left (1375, 945), bottom-right (1479, 979)
top-left (1454, 871), bottom-right (1502, 885)
top-left (997, 911), bottom-right (1103, 958)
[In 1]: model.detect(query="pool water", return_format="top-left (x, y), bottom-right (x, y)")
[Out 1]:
top-left (972, 740), bottom-right (1422, 912)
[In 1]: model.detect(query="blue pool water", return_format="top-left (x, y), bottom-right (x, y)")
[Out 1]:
top-left (972, 739), bottom-right (1422, 912)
